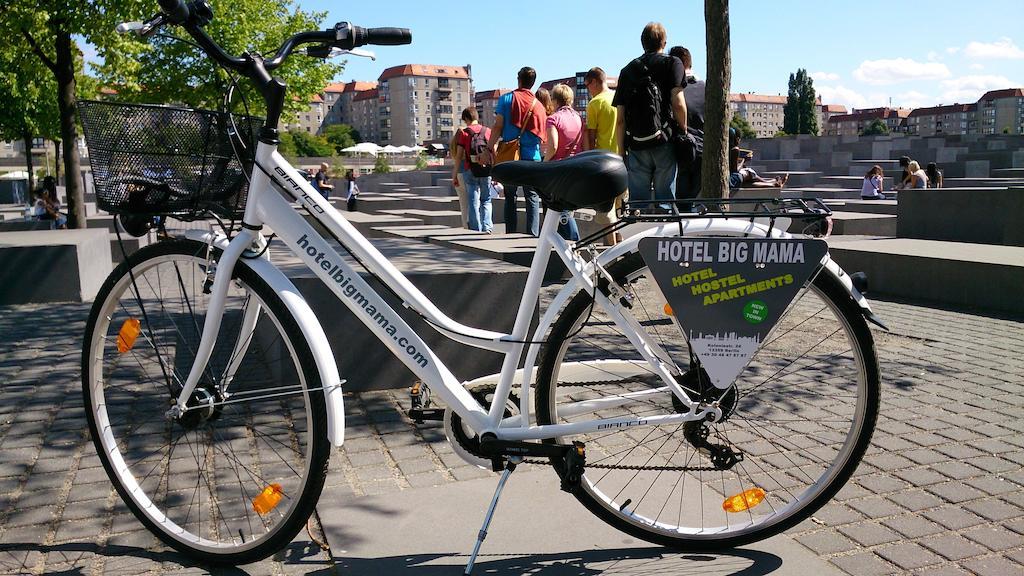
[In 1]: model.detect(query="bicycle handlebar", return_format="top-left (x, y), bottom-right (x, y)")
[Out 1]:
top-left (157, 0), bottom-right (189, 24)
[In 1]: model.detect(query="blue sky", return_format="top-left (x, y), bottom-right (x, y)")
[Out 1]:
top-left (301, 0), bottom-right (1023, 110)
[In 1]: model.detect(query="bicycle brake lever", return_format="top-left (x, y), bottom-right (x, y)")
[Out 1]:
top-left (116, 14), bottom-right (165, 37)
top-left (329, 47), bottom-right (376, 60)
top-left (115, 21), bottom-right (145, 34)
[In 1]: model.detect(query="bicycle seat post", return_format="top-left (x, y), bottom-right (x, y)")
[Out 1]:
top-left (464, 457), bottom-right (521, 575)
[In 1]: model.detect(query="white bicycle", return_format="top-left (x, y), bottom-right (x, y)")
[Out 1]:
top-left (80, 0), bottom-right (881, 569)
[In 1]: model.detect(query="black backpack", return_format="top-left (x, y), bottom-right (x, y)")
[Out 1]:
top-left (464, 126), bottom-right (492, 177)
top-left (624, 55), bottom-right (670, 150)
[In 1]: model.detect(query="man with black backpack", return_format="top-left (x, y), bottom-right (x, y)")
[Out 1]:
top-left (614, 22), bottom-right (688, 209)
top-left (452, 106), bottom-right (494, 232)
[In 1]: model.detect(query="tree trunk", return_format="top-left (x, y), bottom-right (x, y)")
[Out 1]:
top-left (23, 130), bottom-right (35, 196)
top-left (54, 28), bottom-right (85, 228)
top-left (700, 0), bottom-right (732, 199)
top-left (54, 139), bottom-right (61, 180)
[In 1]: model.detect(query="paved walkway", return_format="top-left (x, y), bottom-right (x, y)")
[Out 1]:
top-left (0, 295), bottom-right (1022, 575)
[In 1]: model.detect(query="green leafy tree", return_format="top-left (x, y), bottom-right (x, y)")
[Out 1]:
top-left (414, 153), bottom-right (429, 171)
top-left (729, 115), bottom-right (756, 139)
top-left (373, 154), bottom-right (391, 174)
top-left (773, 130), bottom-right (788, 137)
top-left (94, 0), bottom-right (341, 123)
top-left (0, 42), bottom-right (61, 195)
top-left (860, 119), bottom-right (889, 136)
top-left (700, 0), bottom-right (731, 199)
top-left (279, 129), bottom-right (333, 157)
top-left (321, 123), bottom-right (360, 154)
top-left (783, 69), bottom-right (818, 135)
top-left (2, 2), bottom-right (139, 227)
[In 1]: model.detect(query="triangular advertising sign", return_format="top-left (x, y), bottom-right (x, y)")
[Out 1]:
top-left (638, 237), bottom-right (828, 390)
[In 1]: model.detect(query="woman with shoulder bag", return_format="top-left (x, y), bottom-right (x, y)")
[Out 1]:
top-left (543, 84), bottom-right (582, 241)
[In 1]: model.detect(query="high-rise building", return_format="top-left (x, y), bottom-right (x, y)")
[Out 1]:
top-left (350, 88), bottom-right (380, 144)
top-left (976, 88), bottom-right (1024, 135)
top-left (474, 89), bottom-right (510, 128)
top-left (376, 64), bottom-right (473, 146)
top-left (283, 95), bottom-right (325, 134)
top-left (322, 81), bottom-right (378, 132)
top-left (728, 93), bottom-right (831, 138)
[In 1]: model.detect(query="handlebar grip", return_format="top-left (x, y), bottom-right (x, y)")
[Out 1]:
top-left (358, 27), bottom-right (412, 46)
top-left (158, 0), bottom-right (190, 23)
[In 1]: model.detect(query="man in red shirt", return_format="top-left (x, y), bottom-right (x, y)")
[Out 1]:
top-left (452, 107), bottom-right (494, 232)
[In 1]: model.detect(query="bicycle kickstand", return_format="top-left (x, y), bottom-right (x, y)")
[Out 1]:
top-left (464, 457), bottom-right (521, 575)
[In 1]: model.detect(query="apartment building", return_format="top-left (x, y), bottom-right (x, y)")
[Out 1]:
top-left (376, 64), bottom-right (473, 146)
top-left (906, 103), bottom-right (976, 136)
top-left (821, 104), bottom-right (848, 125)
top-left (322, 81), bottom-right (377, 131)
top-left (283, 95), bottom-right (325, 133)
top-left (729, 93), bottom-right (833, 138)
top-left (474, 89), bottom-right (510, 127)
top-left (977, 88), bottom-right (1024, 135)
top-left (824, 107), bottom-right (910, 137)
top-left (350, 88), bottom-right (380, 144)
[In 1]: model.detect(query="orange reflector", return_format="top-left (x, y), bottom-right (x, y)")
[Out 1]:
top-left (723, 487), bottom-right (766, 513)
top-left (252, 484), bottom-right (283, 515)
top-left (664, 303), bottom-right (673, 316)
top-left (116, 318), bottom-right (141, 353)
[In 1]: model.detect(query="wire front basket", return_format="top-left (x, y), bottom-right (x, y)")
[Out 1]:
top-left (79, 100), bottom-right (263, 219)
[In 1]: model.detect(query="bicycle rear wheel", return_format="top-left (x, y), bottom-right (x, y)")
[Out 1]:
top-left (82, 239), bottom-right (329, 564)
top-left (535, 250), bottom-right (879, 549)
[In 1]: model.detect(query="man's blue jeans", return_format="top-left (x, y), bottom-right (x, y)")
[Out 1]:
top-left (505, 186), bottom-right (540, 237)
top-left (626, 141), bottom-right (677, 208)
top-left (462, 171), bottom-right (493, 232)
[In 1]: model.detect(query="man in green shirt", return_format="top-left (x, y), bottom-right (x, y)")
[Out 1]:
top-left (585, 67), bottom-right (623, 244)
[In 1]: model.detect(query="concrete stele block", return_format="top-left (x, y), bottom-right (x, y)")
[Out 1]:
top-left (0, 229), bottom-right (112, 304)
top-left (963, 160), bottom-right (990, 178)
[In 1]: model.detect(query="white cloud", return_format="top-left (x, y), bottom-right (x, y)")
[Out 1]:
top-left (939, 75), bottom-right (1017, 103)
top-left (810, 71), bottom-right (840, 82)
top-left (964, 38), bottom-right (1024, 60)
top-left (927, 51), bottom-right (939, 62)
top-left (970, 63), bottom-right (985, 70)
top-left (946, 47), bottom-right (960, 55)
top-left (852, 58), bottom-right (952, 85)
top-left (815, 85), bottom-right (871, 110)
top-left (893, 91), bottom-right (932, 109)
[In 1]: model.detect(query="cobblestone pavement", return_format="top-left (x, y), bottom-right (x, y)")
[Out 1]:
top-left (1, 294), bottom-right (1022, 575)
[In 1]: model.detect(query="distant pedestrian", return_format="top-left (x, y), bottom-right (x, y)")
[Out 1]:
top-left (344, 170), bottom-right (359, 211)
top-left (543, 84), bottom-right (583, 241)
top-left (908, 161), bottom-right (929, 188)
top-left (452, 106), bottom-right (494, 232)
top-left (614, 22), bottom-right (688, 209)
top-left (485, 66), bottom-right (548, 236)
top-left (861, 165), bottom-right (886, 199)
top-left (584, 67), bottom-right (623, 245)
top-left (449, 131), bottom-right (470, 227)
top-left (926, 162), bottom-right (943, 188)
top-left (315, 162), bottom-right (334, 199)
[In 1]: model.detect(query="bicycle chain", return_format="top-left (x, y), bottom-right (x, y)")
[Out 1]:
top-left (519, 458), bottom-right (720, 472)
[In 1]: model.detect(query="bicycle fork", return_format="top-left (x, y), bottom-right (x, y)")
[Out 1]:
top-left (170, 228), bottom-right (257, 417)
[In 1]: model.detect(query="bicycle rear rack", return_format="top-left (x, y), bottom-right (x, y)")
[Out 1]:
top-left (575, 197), bottom-right (833, 248)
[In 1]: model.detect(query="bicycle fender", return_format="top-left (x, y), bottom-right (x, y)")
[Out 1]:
top-left (186, 231), bottom-right (346, 446)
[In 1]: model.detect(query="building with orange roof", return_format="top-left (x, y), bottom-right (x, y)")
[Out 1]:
top-left (728, 93), bottom-right (830, 138)
top-left (474, 89), bottom-right (510, 128)
top-left (323, 80), bottom-right (378, 131)
top-left (824, 107), bottom-right (911, 136)
top-left (977, 88), bottom-right (1024, 135)
top-left (376, 64), bottom-right (473, 146)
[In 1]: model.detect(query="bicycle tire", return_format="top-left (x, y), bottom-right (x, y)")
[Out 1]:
top-left (82, 239), bottom-right (330, 564)
top-left (535, 250), bottom-right (879, 549)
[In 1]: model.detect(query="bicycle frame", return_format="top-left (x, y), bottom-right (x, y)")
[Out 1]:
top-left (175, 140), bottom-right (876, 448)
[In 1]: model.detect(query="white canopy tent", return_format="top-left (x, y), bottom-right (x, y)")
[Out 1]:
top-left (380, 145), bottom-right (402, 155)
top-left (340, 142), bottom-right (382, 157)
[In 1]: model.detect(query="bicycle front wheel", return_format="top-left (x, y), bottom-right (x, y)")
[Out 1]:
top-left (535, 250), bottom-right (879, 549)
top-left (82, 239), bottom-right (330, 564)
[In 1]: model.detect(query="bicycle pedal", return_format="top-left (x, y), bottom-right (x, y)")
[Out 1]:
top-left (407, 407), bottom-right (444, 424)
top-left (560, 441), bottom-right (586, 493)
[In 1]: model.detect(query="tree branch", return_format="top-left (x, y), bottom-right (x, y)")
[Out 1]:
top-left (20, 28), bottom-right (57, 73)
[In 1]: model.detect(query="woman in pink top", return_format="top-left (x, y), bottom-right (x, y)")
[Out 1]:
top-left (543, 84), bottom-right (583, 240)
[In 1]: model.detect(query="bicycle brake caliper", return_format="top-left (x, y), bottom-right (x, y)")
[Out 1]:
top-left (587, 248), bottom-right (632, 309)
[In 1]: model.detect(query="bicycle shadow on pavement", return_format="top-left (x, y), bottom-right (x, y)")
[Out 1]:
top-left (332, 547), bottom-right (784, 575)
top-left (0, 539), bottom-right (334, 576)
